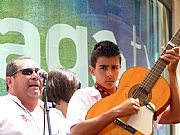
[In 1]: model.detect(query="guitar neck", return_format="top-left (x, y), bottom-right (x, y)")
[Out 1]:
top-left (139, 29), bottom-right (180, 93)
top-left (140, 57), bottom-right (168, 93)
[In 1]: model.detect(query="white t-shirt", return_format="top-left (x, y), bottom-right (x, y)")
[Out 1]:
top-left (0, 94), bottom-right (69, 135)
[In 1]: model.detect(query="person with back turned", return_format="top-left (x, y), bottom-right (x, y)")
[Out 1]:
top-left (47, 68), bottom-right (81, 118)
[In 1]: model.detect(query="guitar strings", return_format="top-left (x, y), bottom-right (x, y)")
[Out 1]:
top-left (132, 50), bottom-right (170, 100)
top-left (132, 29), bottom-right (180, 100)
top-left (132, 57), bottom-right (167, 100)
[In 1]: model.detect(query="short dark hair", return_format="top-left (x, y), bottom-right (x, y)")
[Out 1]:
top-left (47, 68), bottom-right (81, 104)
top-left (90, 40), bottom-right (121, 68)
top-left (6, 56), bottom-right (32, 77)
top-left (6, 56), bottom-right (32, 90)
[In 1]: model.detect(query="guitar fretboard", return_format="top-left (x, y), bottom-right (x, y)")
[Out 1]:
top-left (135, 29), bottom-right (180, 95)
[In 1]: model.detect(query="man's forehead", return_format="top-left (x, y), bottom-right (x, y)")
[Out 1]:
top-left (98, 64), bottom-right (120, 67)
top-left (16, 59), bottom-right (40, 68)
top-left (96, 58), bottom-right (120, 66)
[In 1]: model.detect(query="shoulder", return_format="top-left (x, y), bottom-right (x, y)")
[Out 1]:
top-left (50, 108), bottom-right (66, 120)
top-left (0, 95), bottom-right (18, 115)
top-left (0, 94), bottom-right (9, 99)
top-left (0, 95), bottom-right (12, 104)
top-left (67, 87), bottom-right (101, 128)
top-left (68, 86), bottom-right (101, 110)
top-left (72, 86), bottom-right (100, 98)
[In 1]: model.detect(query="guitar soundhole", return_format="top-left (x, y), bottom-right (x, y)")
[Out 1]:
top-left (128, 84), bottom-right (152, 105)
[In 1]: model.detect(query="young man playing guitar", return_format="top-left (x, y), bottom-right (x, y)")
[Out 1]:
top-left (66, 40), bottom-right (180, 135)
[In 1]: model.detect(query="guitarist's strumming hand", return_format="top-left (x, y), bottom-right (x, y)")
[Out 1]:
top-left (112, 98), bottom-right (140, 117)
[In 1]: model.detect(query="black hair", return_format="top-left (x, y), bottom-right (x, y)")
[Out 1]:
top-left (90, 40), bottom-right (121, 68)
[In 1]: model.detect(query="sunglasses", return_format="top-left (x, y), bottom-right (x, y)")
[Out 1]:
top-left (11, 68), bottom-right (39, 76)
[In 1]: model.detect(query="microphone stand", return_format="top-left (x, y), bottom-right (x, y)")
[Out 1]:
top-left (42, 74), bottom-right (52, 135)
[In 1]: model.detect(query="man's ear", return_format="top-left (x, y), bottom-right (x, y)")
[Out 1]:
top-left (88, 65), bottom-right (95, 76)
top-left (6, 76), bottom-right (12, 89)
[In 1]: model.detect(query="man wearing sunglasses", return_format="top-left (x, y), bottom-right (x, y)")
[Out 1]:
top-left (0, 56), bottom-right (68, 135)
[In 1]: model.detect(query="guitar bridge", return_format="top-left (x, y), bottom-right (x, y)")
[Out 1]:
top-left (114, 118), bottom-right (137, 134)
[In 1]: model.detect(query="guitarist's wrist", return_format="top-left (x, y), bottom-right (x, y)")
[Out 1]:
top-left (105, 108), bottom-right (121, 120)
top-left (168, 71), bottom-right (177, 77)
top-left (107, 106), bottom-right (124, 119)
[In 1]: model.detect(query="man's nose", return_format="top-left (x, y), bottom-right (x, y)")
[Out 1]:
top-left (31, 71), bottom-right (39, 80)
top-left (106, 69), bottom-right (113, 77)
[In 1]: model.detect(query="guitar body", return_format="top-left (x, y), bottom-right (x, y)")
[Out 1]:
top-left (86, 66), bottom-right (170, 135)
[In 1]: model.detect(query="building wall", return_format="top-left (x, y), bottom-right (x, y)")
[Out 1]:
top-left (172, 0), bottom-right (180, 33)
top-left (173, 0), bottom-right (180, 134)
top-left (0, 1), bottom-right (176, 134)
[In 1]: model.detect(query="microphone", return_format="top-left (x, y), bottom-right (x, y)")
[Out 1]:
top-left (37, 69), bottom-right (48, 78)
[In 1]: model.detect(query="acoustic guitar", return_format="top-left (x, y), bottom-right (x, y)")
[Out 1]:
top-left (86, 29), bottom-right (180, 135)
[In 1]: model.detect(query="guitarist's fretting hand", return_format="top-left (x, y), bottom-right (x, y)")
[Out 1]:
top-left (111, 98), bottom-right (140, 117)
top-left (160, 47), bottom-right (180, 73)
top-left (159, 46), bottom-right (180, 124)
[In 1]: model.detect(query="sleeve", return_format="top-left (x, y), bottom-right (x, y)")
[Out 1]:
top-left (153, 113), bottom-right (163, 130)
top-left (153, 105), bottom-right (171, 130)
top-left (66, 90), bottom-right (91, 129)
